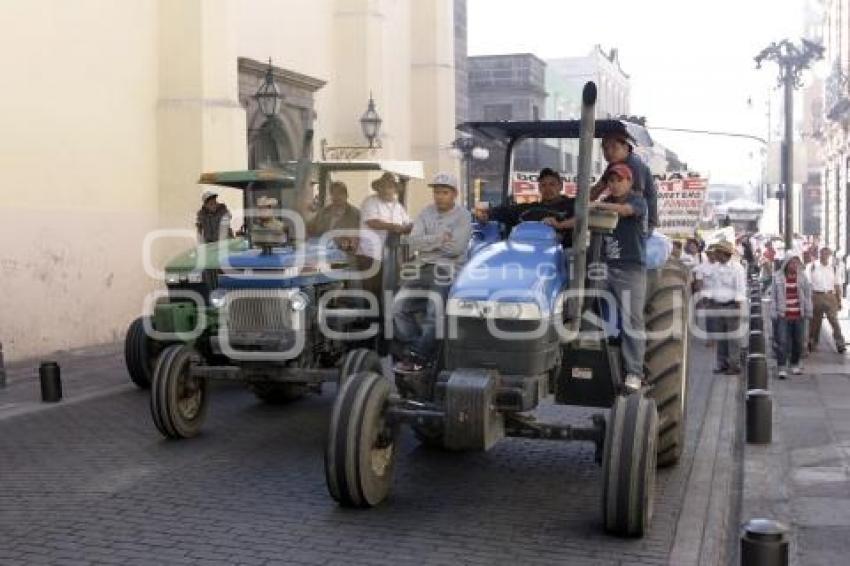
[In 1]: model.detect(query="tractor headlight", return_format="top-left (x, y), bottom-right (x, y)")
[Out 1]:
top-left (447, 299), bottom-right (545, 320)
top-left (290, 292), bottom-right (309, 312)
top-left (209, 289), bottom-right (227, 309)
top-left (187, 271), bottom-right (203, 284)
top-left (165, 272), bottom-right (181, 285)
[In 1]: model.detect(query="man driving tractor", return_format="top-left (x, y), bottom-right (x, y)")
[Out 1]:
top-left (474, 167), bottom-right (576, 247)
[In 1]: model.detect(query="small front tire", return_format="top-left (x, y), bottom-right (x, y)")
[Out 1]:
top-left (325, 371), bottom-right (398, 507)
top-left (150, 344), bottom-right (209, 439)
top-left (601, 393), bottom-right (658, 537)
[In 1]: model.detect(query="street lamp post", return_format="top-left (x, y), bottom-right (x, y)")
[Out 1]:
top-left (321, 93), bottom-right (384, 159)
top-left (451, 136), bottom-right (489, 207)
top-left (755, 39), bottom-right (824, 250)
top-left (254, 58), bottom-right (283, 120)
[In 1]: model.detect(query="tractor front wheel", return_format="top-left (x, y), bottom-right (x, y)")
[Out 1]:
top-left (325, 371), bottom-right (398, 507)
top-left (150, 344), bottom-right (209, 439)
top-left (601, 393), bottom-right (658, 537)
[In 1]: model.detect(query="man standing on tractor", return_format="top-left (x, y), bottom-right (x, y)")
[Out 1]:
top-left (589, 162), bottom-right (648, 392)
top-left (357, 172), bottom-right (412, 299)
top-left (473, 167), bottom-right (576, 247)
top-left (196, 190), bottom-right (234, 243)
top-left (393, 173), bottom-right (472, 372)
top-left (308, 181), bottom-right (361, 252)
top-left (591, 131), bottom-right (658, 234)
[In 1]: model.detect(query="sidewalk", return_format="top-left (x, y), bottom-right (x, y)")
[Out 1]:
top-left (740, 306), bottom-right (850, 565)
top-left (0, 341), bottom-right (129, 421)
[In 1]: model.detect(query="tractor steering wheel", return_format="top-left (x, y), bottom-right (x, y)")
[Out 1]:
top-left (519, 207), bottom-right (567, 223)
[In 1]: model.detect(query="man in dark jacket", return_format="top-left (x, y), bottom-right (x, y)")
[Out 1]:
top-left (196, 190), bottom-right (234, 243)
top-left (592, 131), bottom-right (658, 234)
top-left (474, 167), bottom-right (576, 247)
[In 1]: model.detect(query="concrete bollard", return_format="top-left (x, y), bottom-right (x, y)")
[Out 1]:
top-left (741, 518), bottom-right (788, 565)
top-left (746, 389), bottom-right (773, 444)
top-left (750, 315), bottom-right (763, 332)
top-left (747, 353), bottom-right (768, 390)
top-left (0, 341), bottom-right (6, 388)
top-left (750, 303), bottom-right (762, 316)
top-left (38, 361), bottom-right (62, 403)
top-left (749, 331), bottom-right (765, 355)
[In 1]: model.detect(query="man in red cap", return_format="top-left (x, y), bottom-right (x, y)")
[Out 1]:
top-left (590, 162), bottom-right (649, 391)
top-left (592, 130), bottom-right (658, 235)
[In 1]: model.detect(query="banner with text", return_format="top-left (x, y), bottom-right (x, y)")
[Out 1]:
top-left (656, 177), bottom-right (708, 238)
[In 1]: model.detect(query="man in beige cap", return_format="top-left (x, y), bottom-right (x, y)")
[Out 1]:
top-left (394, 172), bottom-right (471, 372)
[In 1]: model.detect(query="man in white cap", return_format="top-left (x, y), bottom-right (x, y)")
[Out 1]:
top-left (196, 190), bottom-right (233, 243)
top-left (394, 172), bottom-right (472, 372)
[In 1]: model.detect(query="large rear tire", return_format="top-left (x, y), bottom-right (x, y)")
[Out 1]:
top-left (644, 259), bottom-right (690, 467)
top-left (124, 316), bottom-right (162, 389)
top-left (601, 393), bottom-right (658, 537)
top-left (325, 371), bottom-right (397, 507)
top-left (150, 344), bottom-right (208, 439)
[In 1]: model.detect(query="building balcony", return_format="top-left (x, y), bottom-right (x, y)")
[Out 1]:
top-left (825, 59), bottom-right (850, 121)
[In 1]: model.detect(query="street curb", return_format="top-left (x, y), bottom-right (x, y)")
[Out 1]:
top-left (668, 372), bottom-right (743, 565)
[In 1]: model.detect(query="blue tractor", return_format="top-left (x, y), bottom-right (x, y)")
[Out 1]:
top-left (132, 151), bottom-right (425, 438)
top-left (323, 83), bottom-right (691, 537)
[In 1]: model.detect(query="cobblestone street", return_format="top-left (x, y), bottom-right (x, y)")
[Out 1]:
top-left (0, 342), bottom-right (736, 565)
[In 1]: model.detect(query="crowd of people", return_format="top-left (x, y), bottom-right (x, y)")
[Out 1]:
top-left (675, 231), bottom-right (847, 379)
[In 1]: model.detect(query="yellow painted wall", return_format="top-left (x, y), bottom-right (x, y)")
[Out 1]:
top-left (0, 1), bottom-right (160, 360)
top-left (0, 0), bottom-right (457, 362)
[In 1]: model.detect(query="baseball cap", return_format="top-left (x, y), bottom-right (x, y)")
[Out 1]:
top-left (428, 172), bottom-right (459, 190)
top-left (201, 190), bottom-right (218, 203)
top-left (604, 162), bottom-right (634, 182)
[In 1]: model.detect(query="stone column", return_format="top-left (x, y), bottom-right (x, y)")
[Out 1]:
top-left (409, 0), bottom-right (458, 213)
top-left (156, 0), bottom-right (247, 234)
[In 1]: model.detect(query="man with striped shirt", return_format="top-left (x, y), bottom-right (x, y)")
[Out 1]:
top-left (771, 253), bottom-right (813, 378)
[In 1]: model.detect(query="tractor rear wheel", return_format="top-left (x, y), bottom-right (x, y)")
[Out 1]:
top-left (601, 393), bottom-right (658, 537)
top-left (124, 316), bottom-right (163, 389)
top-left (644, 259), bottom-right (690, 467)
top-left (150, 344), bottom-right (209, 439)
top-left (325, 371), bottom-right (398, 507)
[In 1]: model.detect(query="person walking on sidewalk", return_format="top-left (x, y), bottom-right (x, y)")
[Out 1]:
top-left (771, 253), bottom-right (813, 378)
top-left (706, 241), bottom-right (746, 374)
top-left (808, 247), bottom-right (846, 354)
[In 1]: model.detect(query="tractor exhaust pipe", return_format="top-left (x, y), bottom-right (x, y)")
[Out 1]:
top-left (566, 82), bottom-right (597, 333)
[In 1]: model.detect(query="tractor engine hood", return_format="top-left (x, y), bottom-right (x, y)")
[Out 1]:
top-left (217, 240), bottom-right (352, 289)
top-left (448, 223), bottom-right (568, 319)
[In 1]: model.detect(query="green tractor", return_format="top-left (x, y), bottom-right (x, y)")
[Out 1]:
top-left (123, 156), bottom-right (423, 440)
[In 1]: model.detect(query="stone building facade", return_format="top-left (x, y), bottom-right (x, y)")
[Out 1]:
top-left (0, 0), bottom-right (459, 361)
